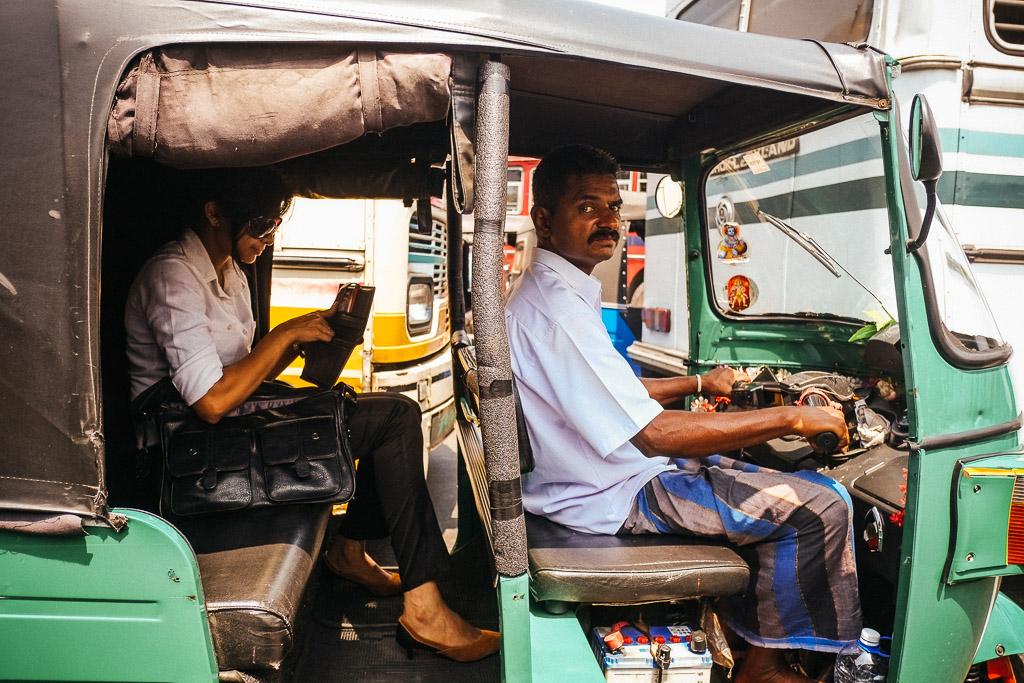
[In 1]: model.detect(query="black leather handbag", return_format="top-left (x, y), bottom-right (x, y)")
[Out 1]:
top-left (132, 378), bottom-right (356, 516)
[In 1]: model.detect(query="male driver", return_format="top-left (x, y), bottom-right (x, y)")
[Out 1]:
top-left (504, 145), bottom-right (861, 683)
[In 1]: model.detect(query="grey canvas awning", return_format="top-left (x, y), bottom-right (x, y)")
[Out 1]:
top-left (107, 45), bottom-right (453, 169)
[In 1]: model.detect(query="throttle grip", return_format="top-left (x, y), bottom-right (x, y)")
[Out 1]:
top-left (815, 431), bottom-right (840, 453)
top-left (798, 389), bottom-right (842, 455)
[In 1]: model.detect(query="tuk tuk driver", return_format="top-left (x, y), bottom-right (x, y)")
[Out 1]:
top-left (504, 145), bottom-right (861, 683)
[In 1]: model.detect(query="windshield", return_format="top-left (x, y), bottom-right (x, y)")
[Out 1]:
top-left (704, 113), bottom-right (898, 324)
top-left (924, 200), bottom-right (1004, 346)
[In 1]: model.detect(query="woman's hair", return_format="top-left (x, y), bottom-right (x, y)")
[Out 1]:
top-left (532, 145), bottom-right (620, 211)
top-left (181, 166), bottom-right (293, 239)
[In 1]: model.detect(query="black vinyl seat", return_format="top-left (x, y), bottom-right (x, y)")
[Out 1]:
top-left (169, 504), bottom-right (331, 672)
top-left (452, 338), bottom-right (750, 607)
top-left (525, 513), bottom-right (748, 605)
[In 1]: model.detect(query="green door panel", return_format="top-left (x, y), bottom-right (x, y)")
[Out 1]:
top-left (0, 508), bottom-right (218, 682)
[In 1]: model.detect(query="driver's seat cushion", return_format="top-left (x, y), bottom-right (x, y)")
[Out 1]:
top-left (526, 512), bottom-right (749, 605)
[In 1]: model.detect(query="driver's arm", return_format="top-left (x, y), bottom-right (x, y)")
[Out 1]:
top-left (630, 404), bottom-right (847, 458)
top-left (640, 366), bottom-right (737, 405)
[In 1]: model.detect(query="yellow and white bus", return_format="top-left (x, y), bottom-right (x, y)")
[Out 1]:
top-left (270, 196), bottom-right (454, 469)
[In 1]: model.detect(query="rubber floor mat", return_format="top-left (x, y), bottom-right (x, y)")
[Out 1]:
top-left (296, 536), bottom-right (500, 682)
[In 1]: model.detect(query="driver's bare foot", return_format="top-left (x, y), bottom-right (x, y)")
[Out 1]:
top-left (322, 537), bottom-right (402, 596)
top-left (734, 646), bottom-right (818, 683)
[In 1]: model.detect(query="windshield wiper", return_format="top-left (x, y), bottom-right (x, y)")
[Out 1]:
top-left (757, 209), bottom-right (895, 322)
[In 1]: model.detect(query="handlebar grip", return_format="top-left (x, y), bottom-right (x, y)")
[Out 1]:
top-left (815, 431), bottom-right (840, 453)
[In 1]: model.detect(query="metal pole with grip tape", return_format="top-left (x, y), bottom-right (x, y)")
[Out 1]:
top-left (472, 60), bottom-right (528, 578)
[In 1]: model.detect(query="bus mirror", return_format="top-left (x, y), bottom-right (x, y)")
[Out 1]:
top-left (906, 94), bottom-right (942, 253)
top-left (909, 94), bottom-right (942, 183)
top-left (655, 176), bottom-right (684, 218)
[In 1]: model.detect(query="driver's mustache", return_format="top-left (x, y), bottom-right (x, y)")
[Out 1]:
top-left (588, 228), bottom-right (619, 243)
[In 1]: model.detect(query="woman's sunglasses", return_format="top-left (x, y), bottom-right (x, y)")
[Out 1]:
top-left (243, 216), bottom-right (282, 240)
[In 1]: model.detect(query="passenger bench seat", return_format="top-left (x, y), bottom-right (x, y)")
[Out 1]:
top-left (170, 505), bottom-right (330, 672)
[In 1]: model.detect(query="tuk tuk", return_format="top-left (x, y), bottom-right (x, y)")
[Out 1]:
top-left (1, 1), bottom-right (1023, 682)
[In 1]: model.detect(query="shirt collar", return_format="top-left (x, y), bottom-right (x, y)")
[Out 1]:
top-left (531, 247), bottom-right (602, 310)
top-left (180, 228), bottom-right (218, 285)
top-left (179, 227), bottom-right (244, 297)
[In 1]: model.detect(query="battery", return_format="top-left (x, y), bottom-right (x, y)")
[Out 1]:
top-left (591, 625), bottom-right (713, 682)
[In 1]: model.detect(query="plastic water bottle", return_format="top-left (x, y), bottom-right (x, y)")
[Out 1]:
top-left (834, 628), bottom-right (889, 682)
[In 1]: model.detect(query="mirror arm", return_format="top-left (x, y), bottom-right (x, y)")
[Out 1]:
top-left (907, 179), bottom-right (937, 254)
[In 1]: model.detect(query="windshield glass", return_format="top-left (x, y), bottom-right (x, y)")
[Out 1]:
top-left (704, 113), bottom-right (898, 324)
top-left (924, 200), bottom-right (1004, 345)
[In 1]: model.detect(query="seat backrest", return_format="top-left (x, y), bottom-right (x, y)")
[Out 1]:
top-left (451, 334), bottom-right (534, 473)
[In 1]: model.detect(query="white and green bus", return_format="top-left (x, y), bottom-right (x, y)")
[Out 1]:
top-left (639, 0), bottom-right (1024, 399)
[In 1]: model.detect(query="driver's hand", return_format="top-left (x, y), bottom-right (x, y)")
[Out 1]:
top-left (795, 406), bottom-right (849, 451)
top-left (701, 367), bottom-right (738, 398)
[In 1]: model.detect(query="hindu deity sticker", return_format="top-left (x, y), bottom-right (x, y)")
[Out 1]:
top-left (717, 222), bottom-right (748, 263)
top-left (725, 274), bottom-right (757, 312)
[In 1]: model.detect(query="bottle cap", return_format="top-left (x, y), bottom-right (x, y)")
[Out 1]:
top-left (604, 630), bottom-right (625, 650)
top-left (859, 628), bottom-right (881, 648)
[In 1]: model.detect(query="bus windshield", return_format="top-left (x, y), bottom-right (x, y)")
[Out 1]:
top-left (704, 112), bottom-right (898, 325)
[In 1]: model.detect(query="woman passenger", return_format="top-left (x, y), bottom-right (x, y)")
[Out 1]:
top-left (124, 167), bottom-right (498, 663)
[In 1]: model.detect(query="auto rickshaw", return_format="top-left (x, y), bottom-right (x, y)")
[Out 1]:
top-left (2, 1), bottom-right (1023, 682)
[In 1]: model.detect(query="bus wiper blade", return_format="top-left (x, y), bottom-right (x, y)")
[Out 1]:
top-left (757, 210), bottom-right (840, 277)
top-left (757, 209), bottom-right (895, 322)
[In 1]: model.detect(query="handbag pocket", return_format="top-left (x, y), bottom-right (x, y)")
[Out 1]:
top-left (260, 414), bottom-right (352, 502)
top-left (165, 426), bottom-right (253, 515)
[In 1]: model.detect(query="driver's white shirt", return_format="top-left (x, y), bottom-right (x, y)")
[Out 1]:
top-left (504, 248), bottom-right (671, 534)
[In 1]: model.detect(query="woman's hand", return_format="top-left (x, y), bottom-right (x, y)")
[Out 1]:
top-left (276, 311), bottom-right (335, 345)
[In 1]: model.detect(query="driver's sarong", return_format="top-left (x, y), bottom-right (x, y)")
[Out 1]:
top-left (620, 454), bottom-right (861, 652)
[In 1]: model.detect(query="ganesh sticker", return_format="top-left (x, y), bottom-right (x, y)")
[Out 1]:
top-left (717, 222), bottom-right (748, 262)
top-left (725, 274), bottom-right (757, 312)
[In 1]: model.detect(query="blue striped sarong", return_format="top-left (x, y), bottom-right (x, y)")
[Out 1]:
top-left (620, 454), bottom-right (861, 653)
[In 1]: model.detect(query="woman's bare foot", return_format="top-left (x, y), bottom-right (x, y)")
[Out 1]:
top-left (400, 581), bottom-right (487, 650)
top-left (735, 646), bottom-right (818, 683)
top-left (323, 536), bottom-right (402, 595)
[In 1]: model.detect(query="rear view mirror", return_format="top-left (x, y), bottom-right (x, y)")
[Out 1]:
top-left (906, 94), bottom-right (942, 253)
top-left (655, 176), bottom-right (683, 218)
top-left (909, 95), bottom-right (942, 183)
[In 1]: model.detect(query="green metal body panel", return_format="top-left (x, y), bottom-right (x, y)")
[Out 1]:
top-left (975, 592), bottom-right (1024, 663)
top-left (495, 573), bottom-right (605, 682)
top-left (950, 453), bottom-right (1024, 582)
top-left (499, 573), bottom-right (534, 682)
top-left (0, 508), bottom-right (218, 682)
top-left (527, 603), bottom-right (604, 683)
top-left (877, 60), bottom-right (1021, 681)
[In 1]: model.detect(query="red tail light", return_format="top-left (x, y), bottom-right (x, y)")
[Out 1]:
top-left (1008, 476), bottom-right (1024, 565)
top-left (642, 307), bottom-right (671, 333)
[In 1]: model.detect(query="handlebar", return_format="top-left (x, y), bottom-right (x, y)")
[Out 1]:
top-left (798, 389), bottom-right (842, 455)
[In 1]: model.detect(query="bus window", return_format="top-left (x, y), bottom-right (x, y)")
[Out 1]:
top-left (674, 0), bottom-right (741, 29)
top-left (747, 0), bottom-right (873, 42)
top-left (988, 0), bottom-right (1024, 52)
top-left (507, 166), bottom-right (524, 214)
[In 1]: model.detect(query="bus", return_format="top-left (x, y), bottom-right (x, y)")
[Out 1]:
top-left (269, 196), bottom-right (455, 469)
top-left (655, 0), bottom-right (1024, 404)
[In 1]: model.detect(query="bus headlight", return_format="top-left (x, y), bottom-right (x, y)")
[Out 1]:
top-left (407, 277), bottom-right (433, 335)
